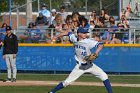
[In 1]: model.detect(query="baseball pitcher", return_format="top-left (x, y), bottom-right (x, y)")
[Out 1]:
top-left (48, 27), bottom-right (113, 93)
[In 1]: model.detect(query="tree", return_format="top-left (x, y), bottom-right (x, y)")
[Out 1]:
top-left (0, 0), bottom-right (8, 21)
top-left (0, 0), bottom-right (8, 14)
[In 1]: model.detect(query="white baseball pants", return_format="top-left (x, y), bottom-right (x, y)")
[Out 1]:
top-left (63, 63), bottom-right (108, 87)
top-left (5, 54), bottom-right (17, 79)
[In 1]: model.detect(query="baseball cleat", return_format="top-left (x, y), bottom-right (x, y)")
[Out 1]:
top-left (11, 78), bottom-right (16, 82)
top-left (5, 78), bottom-right (11, 82)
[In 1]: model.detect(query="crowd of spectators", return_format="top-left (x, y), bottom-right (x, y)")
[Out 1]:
top-left (0, 4), bottom-right (133, 44)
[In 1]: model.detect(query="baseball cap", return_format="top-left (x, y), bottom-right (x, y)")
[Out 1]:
top-left (51, 9), bottom-right (56, 12)
top-left (6, 26), bottom-right (12, 31)
top-left (77, 27), bottom-right (89, 33)
top-left (42, 3), bottom-right (47, 7)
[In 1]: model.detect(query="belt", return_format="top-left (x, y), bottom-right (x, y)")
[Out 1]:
top-left (76, 61), bottom-right (91, 66)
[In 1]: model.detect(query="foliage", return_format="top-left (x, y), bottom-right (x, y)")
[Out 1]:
top-left (0, 0), bottom-right (118, 15)
top-left (0, 0), bottom-right (8, 13)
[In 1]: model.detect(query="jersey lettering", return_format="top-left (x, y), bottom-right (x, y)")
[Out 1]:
top-left (75, 45), bottom-right (86, 50)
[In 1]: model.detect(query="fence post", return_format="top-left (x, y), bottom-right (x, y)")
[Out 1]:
top-left (38, 0), bottom-right (40, 12)
top-left (16, 8), bottom-right (19, 29)
top-left (51, 28), bottom-right (54, 39)
top-left (9, 0), bottom-right (12, 26)
top-left (26, 0), bottom-right (32, 25)
top-left (129, 28), bottom-right (132, 44)
top-left (133, 29), bottom-right (136, 44)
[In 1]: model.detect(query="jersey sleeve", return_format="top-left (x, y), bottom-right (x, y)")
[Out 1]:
top-left (68, 32), bottom-right (77, 43)
top-left (88, 38), bottom-right (103, 49)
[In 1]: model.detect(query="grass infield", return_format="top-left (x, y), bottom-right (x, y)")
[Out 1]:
top-left (0, 86), bottom-right (140, 93)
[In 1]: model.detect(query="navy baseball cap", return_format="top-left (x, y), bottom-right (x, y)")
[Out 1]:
top-left (42, 3), bottom-right (47, 7)
top-left (77, 27), bottom-right (89, 33)
top-left (6, 26), bottom-right (12, 31)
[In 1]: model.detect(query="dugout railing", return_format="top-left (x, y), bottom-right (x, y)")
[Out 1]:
top-left (12, 27), bottom-right (140, 44)
top-left (0, 27), bottom-right (140, 44)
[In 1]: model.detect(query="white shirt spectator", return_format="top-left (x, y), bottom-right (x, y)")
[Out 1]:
top-left (49, 9), bottom-right (57, 24)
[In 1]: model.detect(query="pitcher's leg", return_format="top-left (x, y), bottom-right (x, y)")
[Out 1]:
top-left (103, 79), bottom-right (113, 93)
top-left (5, 55), bottom-right (11, 79)
top-left (90, 64), bottom-right (113, 93)
top-left (63, 65), bottom-right (84, 87)
top-left (50, 65), bottom-right (84, 93)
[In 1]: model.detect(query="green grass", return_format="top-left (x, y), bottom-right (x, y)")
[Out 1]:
top-left (1, 73), bottom-right (140, 84)
top-left (0, 86), bottom-right (139, 93)
top-left (0, 73), bottom-right (140, 93)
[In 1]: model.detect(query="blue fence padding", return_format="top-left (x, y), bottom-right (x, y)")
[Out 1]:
top-left (0, 46), bottom-right (140, 72)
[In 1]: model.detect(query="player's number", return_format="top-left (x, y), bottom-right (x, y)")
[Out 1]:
top-left (81, 51), bottom-right (87, 56)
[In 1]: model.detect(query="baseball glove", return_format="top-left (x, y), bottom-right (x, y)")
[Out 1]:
top-left (84, 53), bottom-right (98, 62)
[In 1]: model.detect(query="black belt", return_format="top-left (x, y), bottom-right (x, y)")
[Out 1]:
top-left (77, 61), bottom-right (91, 66)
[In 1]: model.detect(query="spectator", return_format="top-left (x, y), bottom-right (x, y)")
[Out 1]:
top-left (100, 30), bottom-right (113, 44)
top-left (100, 17), bottom-right (116, 44)
top-left (120, 9), bottom-right (126, 19)
top-left (107, 16), bottom-right (121, 44)
top-left (120, 14), bottom-right (127, 21)
top-left (28, 23), bottom-right (41, 43)
top-left (65, 15), bottom-right (74, 32)
top-left (3, 26), bottom-right (18, 82)
top-left (45, 24), bottom-right (55, 43)
top-left (19, 22), bottom-right (34, 43)
top-left (108, 16), bottom-right (118, 30)
top-left (53, 14), bottom-right (63, 34)
top-left (39, 3), bottom-right (51, 19)
top-left (97, 17), bottom-right (107, 29)
top-left (61, 24), bottom-right (70, 44)
top-left (50, 14), bottom-right (63, 43)
top-left (115, 22), bottom-right (127, 43)
top-left (72, 16), bottom-right (80, 33)
top-left (125, 6), bottom-right (132, 19)
top-left (59, 6), bottom-right (67, 22)
top-left (120, 19), bottom-right (130, 43)
top-left (99, 8), bottom-right (110, 26)
top-left (89, 20), bottom-right (100, 38)
top-left (35, 12), bottom-right (48, 26)
top-left (89, 10), bottom-right (99, 25)
top-left (80, 17), bottom-right (90, 30)
top-left (49, 9), bottom-right (57, 25)
top-left (0, 23), bottom-right (7, 41)
top-left (72, 11), bottom-right (81, 23)
top-left (121, 18), bottom-right (130, 29)
top-left (72, 11), bottom-right (80, 17)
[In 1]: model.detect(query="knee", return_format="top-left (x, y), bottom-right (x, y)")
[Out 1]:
top-left (11, 65), bottom-right (16, 69)
top-left (99, 72), bottom-right (108, 81)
